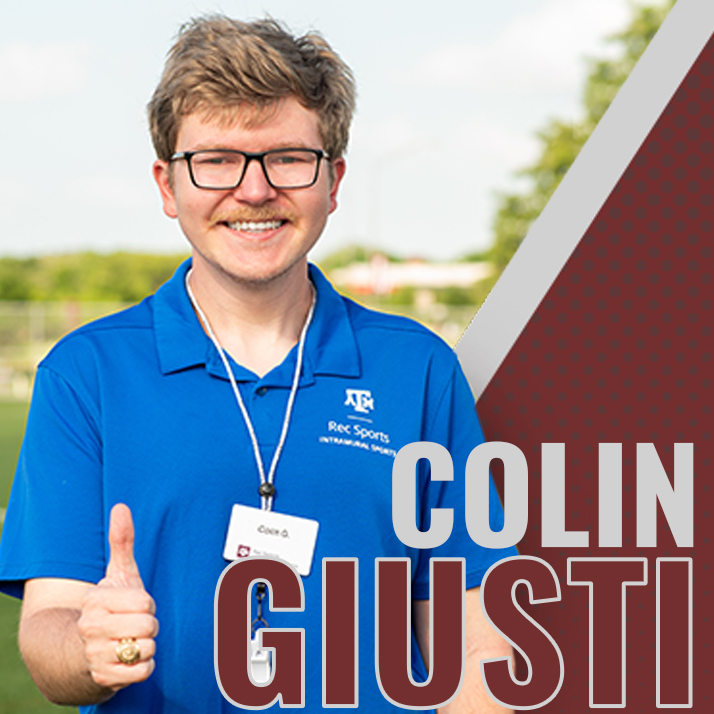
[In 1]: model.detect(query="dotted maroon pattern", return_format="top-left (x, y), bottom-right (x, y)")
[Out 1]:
top-left (477, 34), bottom-right (714, 712)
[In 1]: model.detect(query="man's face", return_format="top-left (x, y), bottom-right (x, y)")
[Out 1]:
top-left (153, 97), bottom-right (345, 287)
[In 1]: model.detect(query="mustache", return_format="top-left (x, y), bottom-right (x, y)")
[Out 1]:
top-left (210, 207), bottom-right (297, 227)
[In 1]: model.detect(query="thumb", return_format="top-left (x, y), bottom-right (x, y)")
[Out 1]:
top-left (104, 503), bottom-right (144, 588)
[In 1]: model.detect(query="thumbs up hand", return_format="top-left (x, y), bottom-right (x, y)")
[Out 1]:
top-left (102, 503), bottom-right (146, 589)
top-left (77, 504), bottom-right (159, 691)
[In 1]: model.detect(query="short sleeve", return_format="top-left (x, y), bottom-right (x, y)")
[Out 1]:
top-left (0, 364), bottom-right (107, 597)
top-left (411, 359), bottom-right (518, 599)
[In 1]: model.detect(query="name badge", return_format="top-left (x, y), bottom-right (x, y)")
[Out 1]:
top-left (223, 504), bottom-right (319, 576)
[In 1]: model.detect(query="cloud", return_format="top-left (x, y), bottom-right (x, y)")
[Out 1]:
top-left (0, 180), bottom-right (29, 204)
top-left (0, 42), bottom-right (90, 102)
top-left (0, 180), bottom-right (29, 218)
top-left (64, 174), bottom-right (153, 209)
top-left (395, 0), bottom-right (630, 93)
top-left (349, 115), bottom-right (432, 158)
top-left (445, 115), bottom-right (540, 169)
top-left (350, 112), bottom-right (539, 179)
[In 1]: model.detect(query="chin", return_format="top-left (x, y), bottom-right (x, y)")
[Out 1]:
top-left (191, 236), bottom-right (314, 288)
top-left (215, 255), bottom-right (308, 288)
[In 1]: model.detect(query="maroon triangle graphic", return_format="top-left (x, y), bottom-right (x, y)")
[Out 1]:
top-left (456, 1), bottom-right (713, 710)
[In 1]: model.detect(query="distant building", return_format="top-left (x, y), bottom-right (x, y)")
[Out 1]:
top-left (328, 253), bottom-right (493, 295)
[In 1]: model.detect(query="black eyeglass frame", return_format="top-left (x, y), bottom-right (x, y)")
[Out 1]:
top-left (169, 147), bottom-right (330, 190)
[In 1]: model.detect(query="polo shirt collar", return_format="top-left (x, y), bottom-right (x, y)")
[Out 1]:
top-left (153, 259), bottom-right (361, 382)
top-left (304, 263), bottom-right (361, 379)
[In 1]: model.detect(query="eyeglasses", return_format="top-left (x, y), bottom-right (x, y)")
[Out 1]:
top-left (169, 148), bottom-right (329, 190)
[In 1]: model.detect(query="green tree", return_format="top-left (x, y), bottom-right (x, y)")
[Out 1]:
top-left (0, 258), bottom-right (39, 300)
top-left (0, 253), bottom-right (187, 302)
top-left (476, 0), bottom-right (675, 305)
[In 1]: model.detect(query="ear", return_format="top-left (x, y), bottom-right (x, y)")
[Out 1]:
top-left (328, 157), bottom-right (346, 215)
top-left (153, 160), bottom-right (178, 219)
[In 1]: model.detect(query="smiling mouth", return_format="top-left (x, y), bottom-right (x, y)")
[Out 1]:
top-left (220, 219), bottom-right (288, 234)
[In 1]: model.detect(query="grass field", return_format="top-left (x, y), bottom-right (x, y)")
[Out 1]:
top-left (0, 401), bottom-right (74, 713)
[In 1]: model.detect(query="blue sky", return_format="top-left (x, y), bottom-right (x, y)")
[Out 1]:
top-left (0, 0), bottom-right (635, 260)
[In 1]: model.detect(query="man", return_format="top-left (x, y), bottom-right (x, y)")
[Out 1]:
top-left (0, 15), bottom-right (516, 712)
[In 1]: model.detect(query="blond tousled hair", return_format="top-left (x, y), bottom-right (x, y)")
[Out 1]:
top-left (147, 15), bottom-right (356, 162)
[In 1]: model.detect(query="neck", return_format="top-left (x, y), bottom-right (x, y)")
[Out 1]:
top-left (187, 258), bottom-right (314, 377)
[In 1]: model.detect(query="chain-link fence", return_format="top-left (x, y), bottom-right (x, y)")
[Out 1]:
top-left (354, 299), bottom-right (478, 346)
top-left (0, 302), bottom-right (126, 400)
top-left (0, 299), bottom-right (478, 401)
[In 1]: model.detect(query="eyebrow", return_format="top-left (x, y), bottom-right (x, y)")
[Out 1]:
top-left (184, 141), bottom-right (317, 152)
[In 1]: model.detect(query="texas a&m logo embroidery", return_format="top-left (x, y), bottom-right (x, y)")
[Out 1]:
top-left (344, 389), bottom-right (374, 414)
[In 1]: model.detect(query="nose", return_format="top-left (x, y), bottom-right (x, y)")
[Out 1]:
top-left (232, 157), bottom-right (278, 204)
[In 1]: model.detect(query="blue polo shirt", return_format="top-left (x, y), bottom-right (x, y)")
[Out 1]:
top-left (0, 260), bottom-right (515, 712)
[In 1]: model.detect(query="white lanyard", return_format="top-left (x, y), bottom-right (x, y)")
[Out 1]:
top-left (185, 270), bottom-right (316, 511)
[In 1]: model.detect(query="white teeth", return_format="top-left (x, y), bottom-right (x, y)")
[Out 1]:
top-left (227, 220), bottom-right (283, 232)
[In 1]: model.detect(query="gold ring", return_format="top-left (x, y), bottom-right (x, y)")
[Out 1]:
top-left (116, 638), bottom-right (141, 665)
